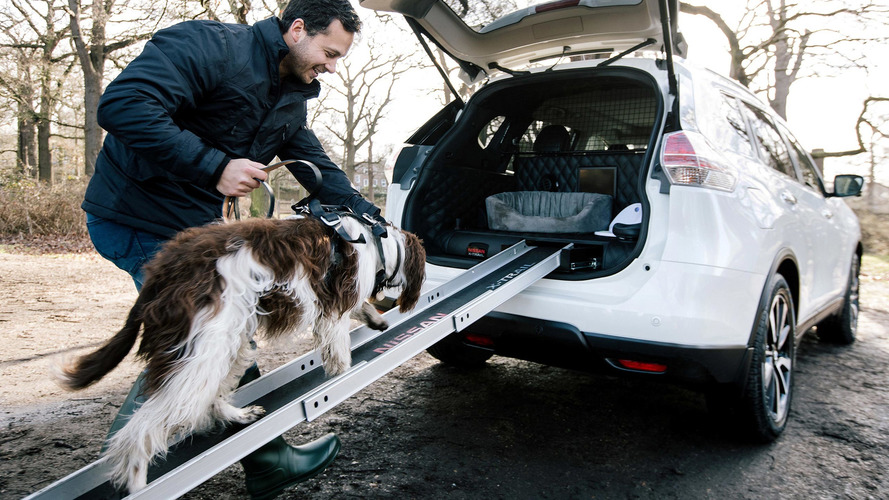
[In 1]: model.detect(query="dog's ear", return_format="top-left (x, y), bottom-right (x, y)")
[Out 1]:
top-left (396, 230), bottom-right (425, 313)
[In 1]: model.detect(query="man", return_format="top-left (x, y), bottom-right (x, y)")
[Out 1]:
top-left (82, 1), bottom-right (373, 498)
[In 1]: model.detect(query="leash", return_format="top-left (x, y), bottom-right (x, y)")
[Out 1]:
top-left (221, 159), bottom-right (321, 222)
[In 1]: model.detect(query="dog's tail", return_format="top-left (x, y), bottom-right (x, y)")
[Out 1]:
top-left (54, 294), bottom-right (146, 391)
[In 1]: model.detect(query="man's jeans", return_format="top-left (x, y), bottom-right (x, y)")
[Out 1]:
top-left (85, 213), bottom-right (168, 291)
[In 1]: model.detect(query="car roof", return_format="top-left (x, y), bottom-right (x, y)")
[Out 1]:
top-left (359, 0), bottom-right (682, 82)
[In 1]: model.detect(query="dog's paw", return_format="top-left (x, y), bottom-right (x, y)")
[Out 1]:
top-left (231, 405), bottom-right (265, 424)
top-left (320, 353), bottom-right (351, 377)
top-left (352, 301), bottom-right (388, 331)
top-left (367, 316), bottom-right (388, 331)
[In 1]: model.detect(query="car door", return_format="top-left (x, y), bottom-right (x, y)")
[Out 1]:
top-left (779, 125), bottom-right (853, 303)
top-left (739, 103), bottom-right (822, 319)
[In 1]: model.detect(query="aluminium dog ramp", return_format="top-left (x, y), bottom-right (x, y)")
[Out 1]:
top-left (25, 241), bottom-right (567, 500)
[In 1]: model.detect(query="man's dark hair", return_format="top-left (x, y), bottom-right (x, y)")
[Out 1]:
top-left (280, 0), bottom-right (362, 36)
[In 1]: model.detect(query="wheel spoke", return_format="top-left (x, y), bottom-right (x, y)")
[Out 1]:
top-left (777, 323), bottom-right (791, 351)
top-left (769, 305), bottom-right (779, 345)
top-left (773, 357), bottom-right (792, 419)
top-left (762, 358), bottom-right (775, 393)
top-left (769, 296), bottom-right (788, 347)
top-left (775, 357), bottom-right (792, 380)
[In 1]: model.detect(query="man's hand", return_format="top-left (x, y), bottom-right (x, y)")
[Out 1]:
top-left (216, 158), bottom-right (269, 197)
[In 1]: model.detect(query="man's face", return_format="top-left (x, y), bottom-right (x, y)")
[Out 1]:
top-left (281, 18), bottom-right (354, 84)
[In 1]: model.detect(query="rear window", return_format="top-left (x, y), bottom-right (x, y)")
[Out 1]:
top-left (514, 84), bottom-right (657, 152)
top-left (441, 0), bottom-right (523, 30)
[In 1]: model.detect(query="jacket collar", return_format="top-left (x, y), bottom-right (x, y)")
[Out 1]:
top-left (255, 17), bottom-right (321, 98)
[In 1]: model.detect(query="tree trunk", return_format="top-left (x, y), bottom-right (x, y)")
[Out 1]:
top-left (17, 112), bottom-right (38, 178)
top-left (37, 111), bottom-right (53, 184)
top-left (767, 1), bottom-right (791, 120)
top-left (868, 139), bottom-right (877, 211)
top-left (37, 66), bottom-right (53, 184)
top-left (15, 51), bottom-right (38, 178)
top-left (69, 0), bottom-right (107, 177)
top-left (82, 69), bottom-right (103, 176)
top-left (342, 81), bottom-right (358, 180)
top-left (367, 137), bottom-right (374, 202)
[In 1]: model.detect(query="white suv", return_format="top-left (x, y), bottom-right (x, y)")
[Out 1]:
top-left (361, 0), bottom-right (864, 441)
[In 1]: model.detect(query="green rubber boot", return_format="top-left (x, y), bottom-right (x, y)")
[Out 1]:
top-left (237, 365), bottom-right (341, 500)
top-left (240, 433), bottom-right (341, 500)
top-left (104, 365), bottom-right (340, 499)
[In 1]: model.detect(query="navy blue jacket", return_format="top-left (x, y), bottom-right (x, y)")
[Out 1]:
top-left (83, 17), bottom-right (377, 238)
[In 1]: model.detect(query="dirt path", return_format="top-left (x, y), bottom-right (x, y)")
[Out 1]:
top-left (2, 251), bottom-right (888, 499)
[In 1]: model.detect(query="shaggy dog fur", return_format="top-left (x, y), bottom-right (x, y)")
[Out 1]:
top-left (54, 216), bottom-right (425, 492)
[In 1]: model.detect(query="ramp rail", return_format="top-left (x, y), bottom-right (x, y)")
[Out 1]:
top-left (25, 241), bottom-right (566, 499)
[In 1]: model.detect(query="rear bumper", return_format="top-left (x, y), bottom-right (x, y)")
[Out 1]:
top-left (455, 312), bottom-right (753, 387)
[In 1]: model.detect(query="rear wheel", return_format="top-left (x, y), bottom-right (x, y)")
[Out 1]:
top-left (707, 273), bottom-right (795, 442)
top-left (817, 253), bottom-right (860, 345)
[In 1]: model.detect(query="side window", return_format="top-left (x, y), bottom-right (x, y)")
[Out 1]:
top-left (699, 91), bottom-right (755, 158)
top-left (742, 104), bottom-right (796, 178)
top-left (478, 116), bottom-right (505, 149)
top-left (781, 126), bottom-right (825, 193)
top-left (516, 121), bottom-right (575, 152)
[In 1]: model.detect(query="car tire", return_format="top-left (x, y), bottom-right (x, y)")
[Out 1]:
top-left (427, 334), bottom-right (493, 368)
top-left (707, 273), bottom-right (795, 443)
top-left (817, 253), bottom-right (860, 345)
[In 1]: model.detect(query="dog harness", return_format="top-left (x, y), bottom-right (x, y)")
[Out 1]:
top-left (222, 158), bottom-right (401, 298)
top-left (292, 195), bottom-right (400, 299)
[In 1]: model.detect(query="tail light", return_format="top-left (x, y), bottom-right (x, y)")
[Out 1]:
top-left (614, 359), bottom-right (667, 373)
top-left (660, 131), bottom-right (737, 192)
top-left (464, 333), bottom-right (495, 347)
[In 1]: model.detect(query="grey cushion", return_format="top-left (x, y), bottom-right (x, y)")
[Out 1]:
top-left (486, 191), bottom-right (612, 233)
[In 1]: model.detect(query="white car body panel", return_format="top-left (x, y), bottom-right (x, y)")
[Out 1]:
top-left (359, 0), bottom-right (677, 81)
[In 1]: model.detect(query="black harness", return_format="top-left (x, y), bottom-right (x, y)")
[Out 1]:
top-left (288, 161), bottom-right (399, 297)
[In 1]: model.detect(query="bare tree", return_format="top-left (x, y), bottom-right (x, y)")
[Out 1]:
top-left (0, 43), bottom-right (38, 176)
top-left (857, 98), bottom-right (889, 208)
top-left (66, 0), bottom-right (167, 176)
top-left (811, 96), bottom-right (889, 206)
top-left (195, 0), bottom-right (254, 24)
top-left (316, 24), bottom-right (412, 182)
top-left (0, 0), bottom-right (71, 183)
top-left (680, 1), bottom-right (889, 120)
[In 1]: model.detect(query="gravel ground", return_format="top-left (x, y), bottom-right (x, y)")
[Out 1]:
top-left (1, 251), bottom-right (888, 499)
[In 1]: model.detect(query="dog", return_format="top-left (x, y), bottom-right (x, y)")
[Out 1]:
top-left (54, 214), bottom-right (425, 492)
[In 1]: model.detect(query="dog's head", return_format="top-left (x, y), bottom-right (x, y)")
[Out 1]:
top-left (378, 225), bottom-right (425, 313)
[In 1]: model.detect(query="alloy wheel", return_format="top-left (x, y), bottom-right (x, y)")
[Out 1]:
top-left (763, 290), bottom-right (793, 425)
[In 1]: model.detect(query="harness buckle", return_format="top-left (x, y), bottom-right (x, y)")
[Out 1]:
top-left (320, 212), bottom-right (342, 227)
top-left (362, 213), bottom-right (388, 238)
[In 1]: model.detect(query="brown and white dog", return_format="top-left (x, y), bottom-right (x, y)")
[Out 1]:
top-left (54, 215), bottom-right (425, 492)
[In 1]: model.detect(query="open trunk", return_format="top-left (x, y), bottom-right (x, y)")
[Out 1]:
top-left (398, 66), bottom-right (664, 278)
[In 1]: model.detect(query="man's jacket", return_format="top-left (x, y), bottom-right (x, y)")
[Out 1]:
top-left (83, 17), bottom-right (377, 238)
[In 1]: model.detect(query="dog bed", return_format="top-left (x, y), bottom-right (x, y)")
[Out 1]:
top-left (485, 191), bottom-right (612, 233)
